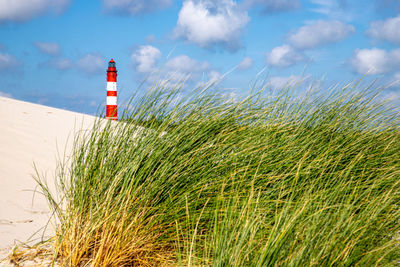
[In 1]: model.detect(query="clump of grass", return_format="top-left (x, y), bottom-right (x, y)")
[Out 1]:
top-left (37, 81), bottom-right (400, 266)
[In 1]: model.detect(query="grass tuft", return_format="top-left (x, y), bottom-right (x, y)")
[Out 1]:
top-left (36, 82), bottom-right (400, 266)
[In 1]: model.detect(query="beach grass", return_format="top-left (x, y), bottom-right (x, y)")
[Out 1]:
top-left (36, 81), bottom-right (400, 266)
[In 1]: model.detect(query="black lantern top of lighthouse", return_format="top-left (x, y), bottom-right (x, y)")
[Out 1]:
top-left (108, 58), bottom-right (116, 69)
top-left (107, 59), bottom-right (117, 82)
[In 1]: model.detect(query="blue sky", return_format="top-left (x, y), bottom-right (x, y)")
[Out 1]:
top-left (1, 0), bottom-right (400, 114)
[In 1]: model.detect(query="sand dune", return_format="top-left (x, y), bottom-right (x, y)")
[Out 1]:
top-left (0, 96), bottom-right (97, 260)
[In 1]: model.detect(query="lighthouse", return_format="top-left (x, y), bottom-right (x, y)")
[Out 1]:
top-left (106, 59), bottom-right (118, 120)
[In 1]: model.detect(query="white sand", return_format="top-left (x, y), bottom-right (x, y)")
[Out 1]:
top-left (0, 96), bottom-right (97, 260)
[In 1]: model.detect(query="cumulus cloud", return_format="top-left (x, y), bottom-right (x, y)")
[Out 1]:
top-left (77, 53), bottom-right (105, 75)
top-left (196, 70), bottom-right (226, 88)
top-left (161, 55), bottom-right (211, 83)
top-left (243, 0), bottom-right (301, 13)
top-left (132, 45), bottom-right (162, 73)
top-left (0, 0), bottom-right (69, 22)
top-left (40, 57), bottom-right (74, 71)
top-left (350, 48), bottom-right (400, 75)
top-left (0, 52), bottom-right (22, 71)
top-left (52, 58), bottom-right (73, 70)
top-left (167, 56), bottom-right (206, 72)
top-left (103, 0), bottom-right (172, 15)
top-left (145, 34), bottom-right (157, 43)
top-left (367, 15), bottom-right (400, 44)
top-left (174, 0), bottom-right (249, 51)
top-left (388, 73), bottom-right (400, 91)
top-left (237, 56), bottom-right (254, 70)
top-left (309, 0), bottom-right (359, 21)
top-left (131, 45), bottom-right (218, 85)
top-left (350, 48), bottom-right (386, 75)
top-left (35, 42), bottom-right (61, 56)
top-left (165, 55), bottom-right (210, 78)
top-left (268, 75), bottom-right (309, 89)
top-left (266, 44), bottom-right (305, 68)
top-left (393, 72), bottom-right (400, 81)
top-left (310, 0), bottom-right (341, 13)
top-left (267, 19), bottom-right (355, 69)
top-left (207, 70), bottom-right (224, 83)
top-left (288, 20), bottom-right (355, 49)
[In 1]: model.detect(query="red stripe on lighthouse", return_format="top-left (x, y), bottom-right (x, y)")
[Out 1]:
top-left (107, 72), bottom-right (117, 82)
top-left (106, 59), bottom-right (118, 121)
top-left (107, 105), bottom-right (117, 119)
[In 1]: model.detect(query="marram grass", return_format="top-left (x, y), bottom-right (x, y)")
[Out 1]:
top-left (37, 82), bottom-right (400, 266)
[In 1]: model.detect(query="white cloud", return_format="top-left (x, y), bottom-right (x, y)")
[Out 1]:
top-left (237, 56), bottom-right (254, 70)
top-left (382, 90), bottom-right (400, 102)
top-left (266, 45), bottom-right (305, 68)
top-left (77, 53), bottom-right (105, 75)
top-left (166, 55), bottom-right (210, 73)
top-left (309, 0), bottom-right (359, 21)
top-left (243, 0), bottom-right (301, 13)
top-left (40, 57), bottom-right (73, 70)
top-left (196, 70), bottom-right (225, 88)
top-left (0, 0), bottom-right (69, 22)
top-left (268, 75), bottom-right (309, 89)
top-left (132, 45), bottom-right (162, 73)
top-left (0, 52), bottom-right (22, 71)
top-left (288, 20), bottom-right (355, 49)
top-left (52, 58), bottom-right (73, 70)
top-left (393, 72), bottom-right (400, 83)
top-left (35, 42), bottom-right (61, 56)
top-left (103, 0), bottom-right (172, 15)
top-left (145, 34), bottom-right (157, 43)
top-left (350, 48), bottom-right (400, 75)
top-left (195, 69), bottom-right (226, 88)
top-left (310, 0), bottom-right (343, 15)
top-left (223, 92), bottom-right (237, 103)
top-left (131, 45), bottom-right (216, 85)
top-left (367, 15), bottom-right (400, 44)
top-left (207, 70), bottom-right (223, 83)
top-left (387, 73), bottom-right (400, 94)
top-left (164, 55), bottom-right (211, 82)
top-left (174, 0), bottom-right (249, 51)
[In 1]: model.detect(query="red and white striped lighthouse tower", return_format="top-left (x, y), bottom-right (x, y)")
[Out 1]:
top-left (106, 59), bottom-right (118, 120)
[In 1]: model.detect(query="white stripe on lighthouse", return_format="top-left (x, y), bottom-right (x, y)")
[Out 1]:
top-left (107, 82), bottom-right (117, 91)
top-left (107, 96), bottom-right (117, 105)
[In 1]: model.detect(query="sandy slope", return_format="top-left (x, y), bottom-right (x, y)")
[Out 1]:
top-left (0, 96), bottom-right (97, 260)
